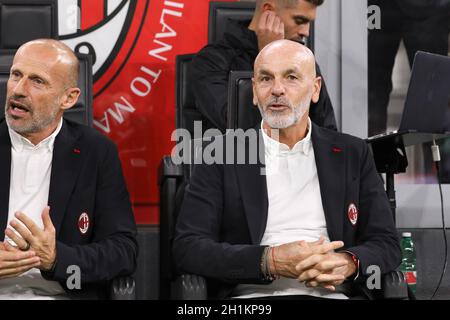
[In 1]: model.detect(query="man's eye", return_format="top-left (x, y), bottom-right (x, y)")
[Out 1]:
top-left (261, 76), bottom-right (271, 82)
top-left (287, 75), bottom-right (298, 80)
top-left (33, 78), bottom-right (44, 85)
top-left (10, 72), bottom-right (20, 79)
top-left (296, 19), bottom-right (308, 25)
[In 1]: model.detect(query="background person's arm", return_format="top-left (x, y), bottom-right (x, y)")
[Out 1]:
top-left (190, 46), bottom-right (236, 132)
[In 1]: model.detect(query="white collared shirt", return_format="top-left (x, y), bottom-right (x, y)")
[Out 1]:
top-left (0, 118), bottom-right (67, 299)
top-left (233, 119), bottom-right (347, 299)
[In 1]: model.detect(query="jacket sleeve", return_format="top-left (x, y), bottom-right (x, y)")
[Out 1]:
top-left (42, 141), bottom-right (138, 284)
top-left (310, 63), bottom-right (338, 131)
top-left (173, 161), bottom-right (268, 284)
top-left (190, 45), bottom-right (236, 132)
top-left (345, 140), bottom-right (401, 277)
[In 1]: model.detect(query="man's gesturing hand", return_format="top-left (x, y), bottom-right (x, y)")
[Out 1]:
top-left (5, 206), bottom-right (56, 271)
top-left (0, 241), bottom-right (40, 279)
top-left (269, 237), bottom-right (345, 279)
top-left (256, 11), bottom-right (285, 51)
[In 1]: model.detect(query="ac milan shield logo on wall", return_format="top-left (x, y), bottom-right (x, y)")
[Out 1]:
top-left (58, 0), bottom-right (148, 96)
top-left (54, 0), bottom-right (212, 225)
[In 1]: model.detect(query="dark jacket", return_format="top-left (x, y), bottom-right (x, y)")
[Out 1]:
top-left (369, 0), bottom-right (450, 19)
top-left (0, 119), bottom-right (138, 299)
top-left (396, 0), bottom-right (450, 18)
top-left (190, 19), bottom-right (338, 132)
top-left (173, 123), bottom-right (401, 299)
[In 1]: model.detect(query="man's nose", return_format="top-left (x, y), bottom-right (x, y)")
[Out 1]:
top-left (298, 23), bottom-right (310, 39)
top-left (11, 78), bottom-right (28, 98)
top-left (271, 78), bottom-right (285, 96)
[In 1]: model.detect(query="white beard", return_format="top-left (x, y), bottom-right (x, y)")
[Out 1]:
top-left (258, 89), bottom-right (313, 129)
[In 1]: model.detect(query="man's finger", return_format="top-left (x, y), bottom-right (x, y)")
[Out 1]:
top-left (259, 10), bottom-right (270, 29)
top-left (9, 220), bottom-right (35, 246)
top-left (0, 256), bottom-right (40, 270)
top-left (4, 228), bottom-right (28, 251)
top-left (0, 261), bottom-right (41, 278)
top-left (296, 254), bottom-right (326, 273)
top-left (42, 206), bottom-right (54, 232)
top-left (298, 268), bottom-right (321, 282)
top-left (14, 212), bottom-right (42, 237)
top-left (323, 285), bottom-right (336, 291)
top-left (314, 259), bottom-right (349, 272)
top-left (278, 21), bottom-right (285, 36)
top-left (298, 259), bottom-right (348, 281)
top-left (310, 236), bottom-right (325, 246)
top-left (297, 254), bottom-right (349, 274)
top-left (266, 11), bottom-right (275, 29)
top-left (316, 241), bottom-right (345, 254)
top-left (305, 280), bottom-right (318, 288)
top-left (0, 247), bottom-right (36, 262)
top-left (272, 17), bottom-right (280, 34)
top-left (314, 273), bottom-right (346, 284)
top-left (3, 241), bottom-right (20, 252)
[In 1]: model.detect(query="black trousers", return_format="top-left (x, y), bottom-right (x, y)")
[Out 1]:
top-left (368, 0), bottom-right (449, 136)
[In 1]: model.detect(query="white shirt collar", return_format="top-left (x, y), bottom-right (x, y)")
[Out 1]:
top-left (261, 118), bottom-right (312, 156)
top-left (8, 118), bottom-right (63, 153)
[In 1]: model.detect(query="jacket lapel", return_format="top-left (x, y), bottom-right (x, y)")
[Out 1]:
top-left (0, 121), bottom-right (11, 240)
top-left (48, 121), bottom-right (83, 236)
top-left (235, 129), bottom-right (268, 244)
top-left (312, 124), bottom-right (346, 241)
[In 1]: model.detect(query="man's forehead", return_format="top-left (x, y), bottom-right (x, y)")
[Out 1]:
top-left (13, 54), bottom-right (55, 71)
top-left (255, 62), bottom-right (303, 74)
top-left (12, 51), bottom-right (67, 81)
top-left (288, 10), bottom-right (316, 22)
top-left (255, 48), bottom-right (314, 71)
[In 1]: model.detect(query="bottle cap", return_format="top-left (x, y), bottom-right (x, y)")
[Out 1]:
top-left (402, 232), bottom-right (412, 237)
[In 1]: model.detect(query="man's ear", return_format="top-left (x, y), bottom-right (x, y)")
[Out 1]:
top-left (262, 2), bottom-right (275, 11)
top-left (61, 87), bottom-right (81, 111)
top-left (252, 78), bottom-right (259, 107)
top-left (311, 76), bottom-right (322, 104)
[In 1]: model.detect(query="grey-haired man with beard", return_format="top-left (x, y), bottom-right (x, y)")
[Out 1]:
top-left (0, 39), bottom-right (137, 299)
top-left (174, 40), bottom-right (400, 300)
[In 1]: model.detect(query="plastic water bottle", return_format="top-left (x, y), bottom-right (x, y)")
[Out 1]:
top-left (400, 232), bottom-right (417, 294)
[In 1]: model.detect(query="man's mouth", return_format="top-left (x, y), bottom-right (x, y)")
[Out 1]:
top-left (269, 104), bottom-right (289, 111)
top-left (8, 100), bottom-right (30, 116)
